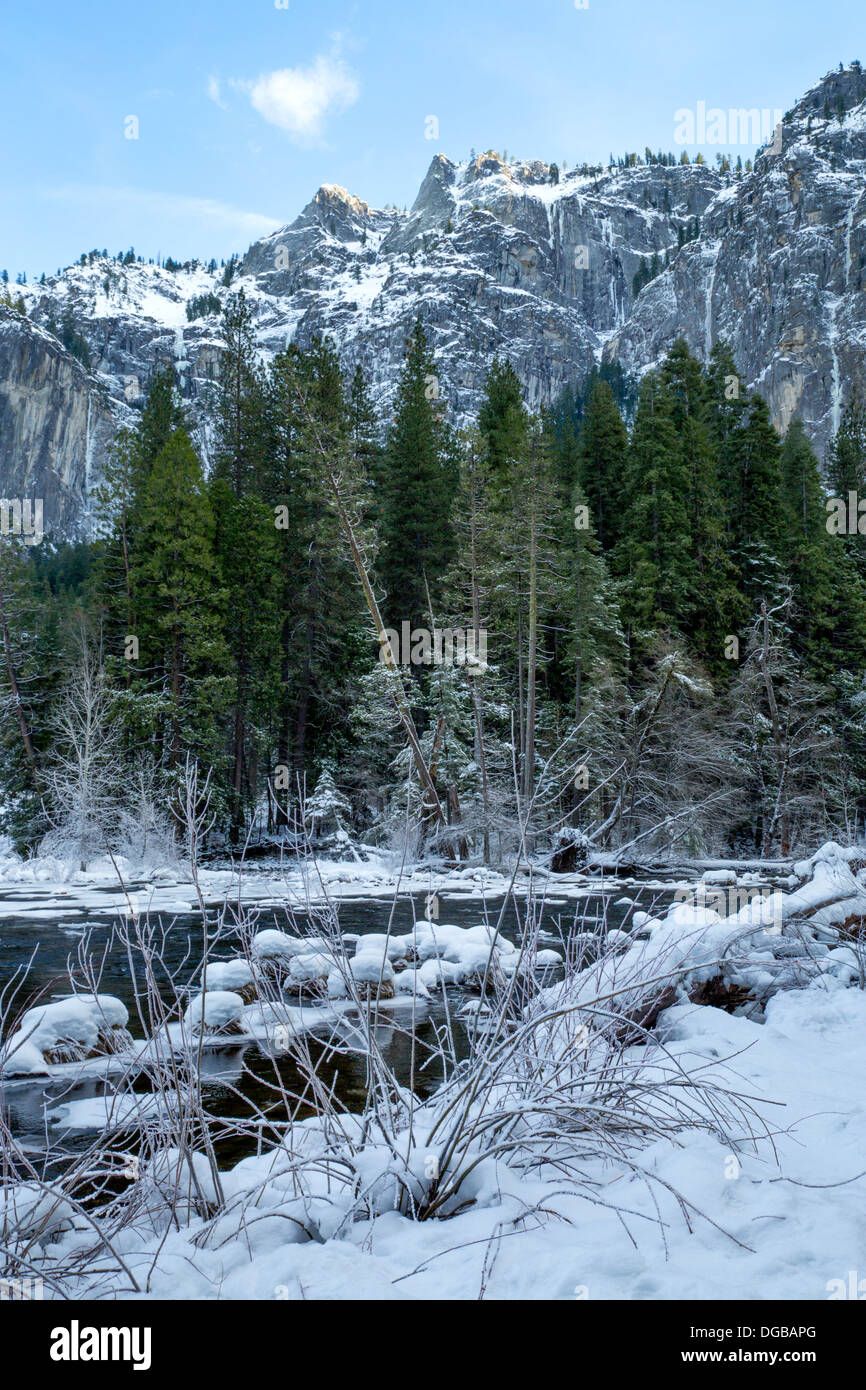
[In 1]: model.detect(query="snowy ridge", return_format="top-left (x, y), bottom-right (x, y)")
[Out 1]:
top-left (4, 66), bottom-right (866, 534)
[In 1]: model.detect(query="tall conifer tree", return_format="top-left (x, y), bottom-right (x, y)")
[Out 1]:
top-left (378, 322), bottom-right (457, 631)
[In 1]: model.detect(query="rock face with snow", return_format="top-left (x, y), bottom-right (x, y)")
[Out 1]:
top-left (606, 67), bottom-right (866, 455)
top-left (0, 308), bottom-right (121, 536)
top-left (237, 153), bottom-right (721, 421)
top-left (4, 66), bottom-right (866, 537)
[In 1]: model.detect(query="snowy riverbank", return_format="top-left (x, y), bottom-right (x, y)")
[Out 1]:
top-left (1, 841), bottom-right (865, 1301)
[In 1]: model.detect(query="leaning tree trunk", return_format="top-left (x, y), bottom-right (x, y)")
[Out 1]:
top-left (468, 505), bottom-right (491, 862)
top-left (758, 601), bottom-right (790, 856)
top-left (522, 514), bottom-right (538, 807)
top-left (290, 380), bottom-right (447, 832)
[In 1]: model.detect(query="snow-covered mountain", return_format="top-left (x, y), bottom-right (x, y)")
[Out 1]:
top-left (606, 65), bottom-right (866, 451)
top-left (3, 64), bottom-right (866, 539)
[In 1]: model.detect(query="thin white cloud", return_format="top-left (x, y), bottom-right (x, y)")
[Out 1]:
top-left (41, 186), bottom-right (281, 239)
top-left (235, 54), bottom-right (360, 142)
top-left (207, 75), bottom-right (227, 110)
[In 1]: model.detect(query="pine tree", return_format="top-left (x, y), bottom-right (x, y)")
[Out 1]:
top-left (568, 478), bottom-right (624, 722)
top-left (306, 762), bottom-right (352, 839)
top-left (210, 481), bottom-right (280, 837)
top-left (778, 418), bottom-right (848, 676)
top-left (0, 542), bottom-right (61, 845)
top-left (477, 357), bottom-right (529, 493)
top-left (828, 391), bottom-right (866, 493)
top-left (726, 395), bottom-right (787, 607)
top-left (378, 322), bottom-right (457, 631)
top-left (259, 344), bottom-right (311, 813)
top-left (467, 376), bottom-right (569, 811)
top-left (827, 389), bottom-right (866, 572)
top-left (613, 372), bottom-right (692, 646)
top-left (288, 339), bottom-right (369, 779)
top-left (348, 365), bottom-right (381, 467)
top-left (133, 367), bottom-right (185, 483)
top-left (577, 378), bottom-right (628, 551)
top-left (661, 340), bottom-right (744, 665)
top-left (445, 430), bottom-right (499, 859)
top-left (93, 367), bottom-right (186, 711)
top-left (261, 340), bottom-right (372, 815)
top-left (212, 290), bottom-right (266, 496)
top-left (131, 429), bottom-right (229, 788)
top-left (516, 418), bottom-right (559, 802)
top-left (210, 293), bottom-right (280, 837)
top-left (825, 396), bottom-right (866, 661)
top-left (705, 340), bottom-right (748, 535)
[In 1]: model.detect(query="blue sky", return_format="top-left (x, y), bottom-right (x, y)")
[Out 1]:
top-left (0, 0), bottom-right (862, 277)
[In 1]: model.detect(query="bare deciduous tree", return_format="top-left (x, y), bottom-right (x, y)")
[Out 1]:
top-left (42, 624), bottom-right (121, 871)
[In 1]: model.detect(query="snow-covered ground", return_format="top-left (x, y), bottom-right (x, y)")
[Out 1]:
top-left (1, 841), bottom-right (864, 1300)
top-left (38, 984), bottom-right (863, 1301)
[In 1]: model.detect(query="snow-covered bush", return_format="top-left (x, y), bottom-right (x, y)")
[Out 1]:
top-left (0, 1182), bottom-right (75, 1248)
top-left (115, 757), bottom-right (179, 869)
top-left (39, 635), bottom-right (123, 872)
top-left (139, 1148), bottom-right (221, 1225)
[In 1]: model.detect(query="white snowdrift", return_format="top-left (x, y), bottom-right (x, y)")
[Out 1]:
top-left (0, 1182), bottom-right (76, 1247)
top-left (30, 974), bottom-right (866, 1300)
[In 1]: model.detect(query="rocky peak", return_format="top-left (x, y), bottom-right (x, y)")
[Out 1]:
top-left (459, 152), bottom-right (553, 187)
top-left (381, 156), bottom-right (456, 254)
top-left (788, 63), bottom-right (866, 126)
top-left (609, 65), bottom-right (866, 455)
top-left (305, 183), bottom-right (374, 236)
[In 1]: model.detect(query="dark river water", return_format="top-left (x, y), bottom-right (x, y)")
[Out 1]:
top-left (0, 874), bottom-right (677, 1166)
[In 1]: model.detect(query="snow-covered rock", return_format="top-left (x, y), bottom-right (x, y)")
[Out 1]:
top-left (1, 993), bottom-right (131, 1075)
top-left (204, 959), bottom-right (256, 1000)
top-left (183, 990), bottom-right (247, 1037)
